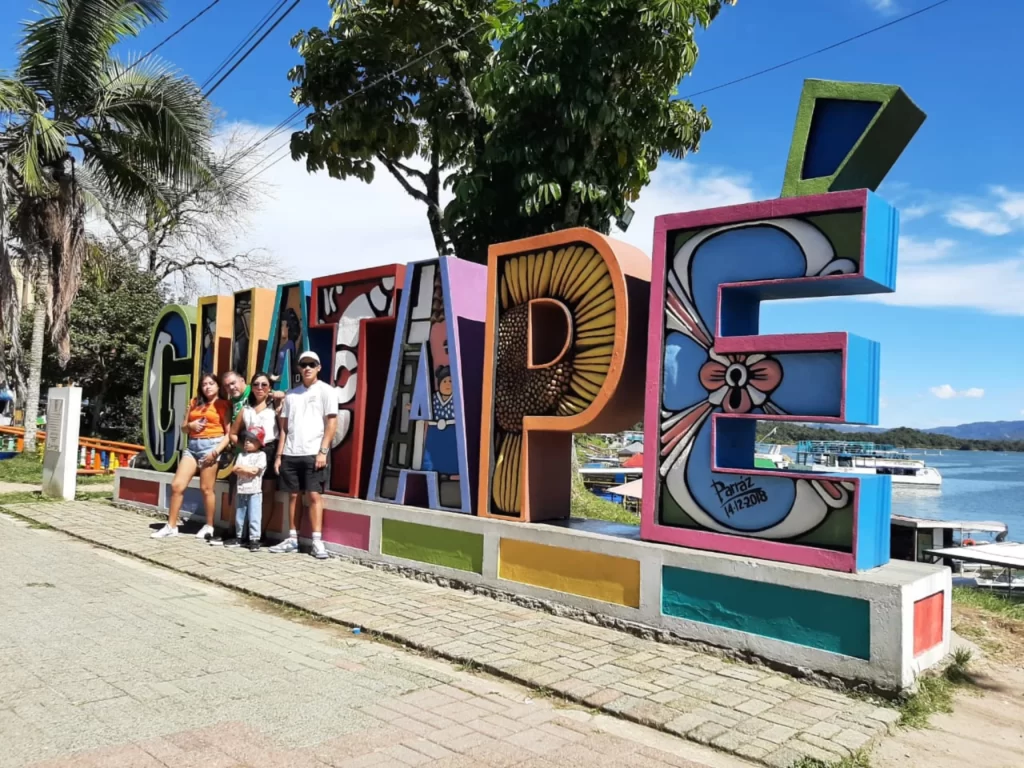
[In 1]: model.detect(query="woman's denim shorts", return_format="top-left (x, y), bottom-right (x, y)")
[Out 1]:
top-left (182, 437), bottom-right (220, 463)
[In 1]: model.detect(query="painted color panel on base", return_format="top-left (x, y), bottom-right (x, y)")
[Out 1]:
top-left (323, 508), bottom-right (371, 551)
top-left (662, 566), bottom-right (871, 659)
top-left (913, 592), bottom-right (944, 657)
top-left (119, 477), bottom-right (161, 507)
top-left (498, 539), bottom-right (640, 607)
top-left (381, 519), bottom-right (483, 574)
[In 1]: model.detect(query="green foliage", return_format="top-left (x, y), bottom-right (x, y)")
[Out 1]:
top-left (756, 422), bottom-right (1024, 453)
top-left (289, 0), bottom-right (734, 262)
top-left (792, 751), bottom-right (873, 768)
top-left (952, 586), bottom-right (1024, 620)
top-left (28, 247), bottom-right (165, 443)
top-left (0, 453), bottom-right (112, 486)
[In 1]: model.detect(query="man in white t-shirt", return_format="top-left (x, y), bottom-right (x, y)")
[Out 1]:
top-left (269, 351), bottom-right (338, 559)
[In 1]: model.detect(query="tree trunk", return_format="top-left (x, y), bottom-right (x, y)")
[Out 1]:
top-left (21, 263), bottom-right (48, 452)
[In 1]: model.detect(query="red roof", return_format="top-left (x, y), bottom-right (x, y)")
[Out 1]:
top-left (622, 453), bottom-right (644, 468)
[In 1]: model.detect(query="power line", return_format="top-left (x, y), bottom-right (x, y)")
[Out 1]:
top-left (200, 0), bottom-right (293, 92)
top-left (119, 0), bottom-right (225, 81)
top-left (203, 0), bottom-right (305, 98)
top-left (238, 20), bottom-right (490, 185)
top-left (679, 0), bottom-right (956, 100)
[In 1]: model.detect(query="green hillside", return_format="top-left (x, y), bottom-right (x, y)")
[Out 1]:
top-left (757, 423), bottom-right (1024, 453)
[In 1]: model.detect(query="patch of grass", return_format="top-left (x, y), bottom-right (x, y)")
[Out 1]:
top-left (0, 454), bottom-right (46, 484)
top-left (792, 750), bottom-right (872, 768)
top-left (0, 489), bottom-right (113, 506)
top-left (0, 453), bottom-right (115, 486)
top-left (953, 586), bottom-right (1024, 620)
top-left (570, 489), bottom-right (639, 525)
top-left (899, 651), bottom-right (977, 729)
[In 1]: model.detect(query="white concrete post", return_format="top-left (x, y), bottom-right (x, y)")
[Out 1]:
top-left (41, 386), bottom-right (82, 500)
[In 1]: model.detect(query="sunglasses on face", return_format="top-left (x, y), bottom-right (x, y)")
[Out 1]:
top-left (298, 362), bottom-right (318, 370)
top-left (252, 381), bottom-right (270, 389)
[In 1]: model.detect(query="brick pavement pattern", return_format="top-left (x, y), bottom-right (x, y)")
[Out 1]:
top-left (0, 511), bottom-right (755, 768)
top-left (3, 502), bottom-right (902, 766)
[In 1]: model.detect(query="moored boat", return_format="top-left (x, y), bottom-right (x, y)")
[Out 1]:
top-left (792, 440), bottom-right (942, 486)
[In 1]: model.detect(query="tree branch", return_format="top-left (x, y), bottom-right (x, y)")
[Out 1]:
top-left (376, 154), bottom-right (434, 208)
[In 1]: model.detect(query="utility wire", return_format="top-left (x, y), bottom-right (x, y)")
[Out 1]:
top-left (203, 0), bottom-right (305, 98)
top-left (119, 0), bottom-right (225, 81)
top-left (200, 0), bottom-right (293, 91)
top-left (679, 0), bottom-right (956, 100)
top-left (237, 20), bottom-right (490, 186)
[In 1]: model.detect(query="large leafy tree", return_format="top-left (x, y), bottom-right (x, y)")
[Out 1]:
top-left (0, 0), bottom-right (215, 449)
top-left (289, 0), bottom-right (734, 262)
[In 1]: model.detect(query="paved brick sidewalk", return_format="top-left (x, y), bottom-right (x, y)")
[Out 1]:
top-left (5, 502), bottom-right (902, 767)
top-left (0, 511), bottom-right (752, 768)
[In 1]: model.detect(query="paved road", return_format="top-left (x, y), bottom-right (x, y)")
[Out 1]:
top-left (0, 512), bottom-right (752, 768)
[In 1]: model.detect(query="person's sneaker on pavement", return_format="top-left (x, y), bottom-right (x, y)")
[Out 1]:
top-left (248, 539), bottom-right (260, 552)
top-left (311, 539), bottom-right (329, 560)
top-left (268, 537), bottom-right (298, 554)
top-left (195, 524), bottom-right (214, 541)
top-left (151, 524), bottom-right (178, 539)
top-left (222, 537), bottom-right (240, 548)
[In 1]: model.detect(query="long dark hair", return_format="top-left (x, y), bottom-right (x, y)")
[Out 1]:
top-left (247, 371), bottom-right (273, 407)
top-left (194, 373), bottom-right (219, 405)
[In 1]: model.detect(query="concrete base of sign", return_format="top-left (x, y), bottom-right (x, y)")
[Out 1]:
top-left (42, 386), bottom-right (82, 501)
top-left (114, 467), bottom-right (951, 692)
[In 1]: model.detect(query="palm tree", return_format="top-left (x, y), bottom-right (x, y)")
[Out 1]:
top-left (0, 1), bottom-right (215, 450)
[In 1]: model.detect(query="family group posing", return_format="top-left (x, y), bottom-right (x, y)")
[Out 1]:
top-left (149, 351), bottom-right (339, 561)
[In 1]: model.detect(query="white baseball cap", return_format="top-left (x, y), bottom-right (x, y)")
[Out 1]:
top-left (297, 350), bottom-right (320, 365)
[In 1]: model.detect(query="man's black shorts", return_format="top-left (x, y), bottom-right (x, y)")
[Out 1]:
top-left (278, 454), bottom-right (327, 493)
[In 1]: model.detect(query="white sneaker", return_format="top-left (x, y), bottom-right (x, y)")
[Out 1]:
top-left (311, 540), bottom-right (329, 560)
top-left (268, 537), bottom-right (299, 554)
top-left (195, 525), bottom-right (214, 541)
top-left (151, 524), bottom-right (178, 539)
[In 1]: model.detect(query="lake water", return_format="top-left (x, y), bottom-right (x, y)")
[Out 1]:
top-left (783, 449), bottom-right (1024, 539)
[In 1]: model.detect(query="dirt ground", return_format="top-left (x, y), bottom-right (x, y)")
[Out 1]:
top-left (874, 605), bottom-right (1024, 768)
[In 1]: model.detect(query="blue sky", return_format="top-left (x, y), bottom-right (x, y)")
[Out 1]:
top-left (2, 0), bottom-right (1021, 429)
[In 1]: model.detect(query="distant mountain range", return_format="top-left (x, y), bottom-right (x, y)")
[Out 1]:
top-left (925, 420), bottom-right (1024, 441)
top-left (805, 421), bottom-right (1024, 441)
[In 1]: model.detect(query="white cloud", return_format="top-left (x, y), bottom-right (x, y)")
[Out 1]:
top-left (897, 235), bottom-right (955, 263)
top-left (861, 256), bottom-right (1024, 315)
top-left (217, 122), bottom-right (755, 278)
top-left (930, 385), bottom-right (985, 400)
top-left (867, 0), bottom-right (898, 13)
top-left (617, 162), bottom-right (756, 252)
top-left (946, 187), bottom-right (1024, 235)
top-left (900, 204), bottom-right (931, 222)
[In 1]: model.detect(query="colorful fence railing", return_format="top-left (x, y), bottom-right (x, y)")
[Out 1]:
top-left (0, 427), bottom-right (142, 474)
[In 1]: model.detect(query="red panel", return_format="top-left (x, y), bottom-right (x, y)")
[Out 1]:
top-left (913, 592), bottom-right (944, 656)
top-left (322, 508), bottom-right (371, 551)
top-left (119, 477), bottom-right (160, 506)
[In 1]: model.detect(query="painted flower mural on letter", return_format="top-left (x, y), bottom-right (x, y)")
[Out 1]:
top-left (659, 218), bottom-right (856, 541)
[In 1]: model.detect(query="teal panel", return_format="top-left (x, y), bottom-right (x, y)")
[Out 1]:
top-left (661, 566), bottom-right (870, 659)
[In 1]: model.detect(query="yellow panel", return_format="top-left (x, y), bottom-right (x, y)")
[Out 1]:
top-left (498, 539), bottom-right (640, 608)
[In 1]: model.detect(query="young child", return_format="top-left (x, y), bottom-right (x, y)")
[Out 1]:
top-left (226, 426), bottom-right (267, 551)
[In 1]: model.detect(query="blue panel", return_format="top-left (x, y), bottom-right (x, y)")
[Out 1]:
top-left (853, 474), bottom-right (892, 571)
top-left (802, 99), bottom-right (882, 180)
top-left (844, 334), bottom-right (881, 426)
top-left (864, 192), bottom-right (899, 292)
top-left (662, 566), bottom-right (871, 659)
top-left (408, 344), bottom-right (433, 420)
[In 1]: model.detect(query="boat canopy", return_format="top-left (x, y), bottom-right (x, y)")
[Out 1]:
top-left (924, 542), bottom-right (1024, 570)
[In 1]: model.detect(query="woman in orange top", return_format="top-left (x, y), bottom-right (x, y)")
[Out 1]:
top-left (151, 374), bottom-right (231, 540)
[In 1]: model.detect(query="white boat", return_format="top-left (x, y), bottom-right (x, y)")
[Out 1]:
top-left (793, 440), bottom-right (942, 486)
top-left (754, 442), bottom-right (791, 470)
